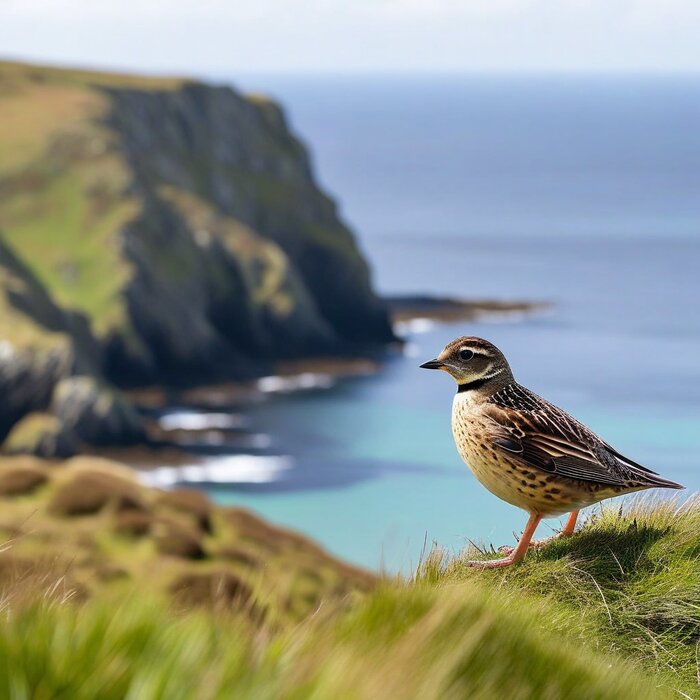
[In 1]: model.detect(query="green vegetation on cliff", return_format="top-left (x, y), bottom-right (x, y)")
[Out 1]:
top-left (0, 458), bottom-right (696, 699)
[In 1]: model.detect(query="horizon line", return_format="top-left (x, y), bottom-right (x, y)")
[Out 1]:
top-left (3, 53), bottom-right (700, 82)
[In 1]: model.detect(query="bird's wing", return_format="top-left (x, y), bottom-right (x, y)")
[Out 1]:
top-left (485, 383), bottom-right (682, 489)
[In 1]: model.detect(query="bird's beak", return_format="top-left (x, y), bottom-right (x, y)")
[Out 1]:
top-left (420, 359), bottom-right (445, 370)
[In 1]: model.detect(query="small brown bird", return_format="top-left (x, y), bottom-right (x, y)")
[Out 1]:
top-left (421, 336), bottom-right (684, 568)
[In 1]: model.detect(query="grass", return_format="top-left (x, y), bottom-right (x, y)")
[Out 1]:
top-left (420, 496), bottom-right (700, 695)
top-left (0, 582), bottom-right (667, 700)
top-left (0, 456), bottom-right (374, 627)
top-left (0, 59), bottom-right (181, 339)
top-left (0, 457), bottom-right (697, 698)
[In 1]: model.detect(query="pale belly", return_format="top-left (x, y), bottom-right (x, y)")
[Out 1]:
top-left (451, 395), bottom-right (619, 516)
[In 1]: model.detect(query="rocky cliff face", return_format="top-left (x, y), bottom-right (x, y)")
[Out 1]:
top-left (0, 61), bottom-right (394, 453)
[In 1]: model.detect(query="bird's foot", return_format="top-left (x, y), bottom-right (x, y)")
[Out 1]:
top-left (497, 529), bottom-right (573, 556)
top-left (496, 544), bottom-right (516, 556)
top-left (464, 556), bottom-right (519, 569)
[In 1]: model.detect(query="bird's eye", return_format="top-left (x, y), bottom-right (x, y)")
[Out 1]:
top-left (458, 349), bottom-right (474, 361)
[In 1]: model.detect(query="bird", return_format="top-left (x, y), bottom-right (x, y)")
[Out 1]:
top-left (420, 336), bottom-right (684, 569)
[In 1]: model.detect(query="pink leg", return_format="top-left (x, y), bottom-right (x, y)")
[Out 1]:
top-left (466, 513), bottom-right (542, 569)
top-left (561, 509), bottom-right (579, 536)
top-left (499, 509), bottom-right (580, 555)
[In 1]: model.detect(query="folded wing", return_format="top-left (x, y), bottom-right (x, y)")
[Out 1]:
top-left (487, 384), bottom-right (683, 490)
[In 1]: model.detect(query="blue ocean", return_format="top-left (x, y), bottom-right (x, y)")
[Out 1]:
top-left (151, 75), bottom-right (700, 571)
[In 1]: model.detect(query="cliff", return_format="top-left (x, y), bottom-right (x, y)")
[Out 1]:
top-left (0, 60), bottom-right (395, 453)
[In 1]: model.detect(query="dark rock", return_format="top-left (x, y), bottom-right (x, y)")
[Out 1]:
top-left (3, 412), bottom-right (78, 458)
top-left (102, 81), bottom-right (395, 381)
top-left (50, 376), bottom-right (145, 447)
top-left (0, 238), bottom-right (99, 443)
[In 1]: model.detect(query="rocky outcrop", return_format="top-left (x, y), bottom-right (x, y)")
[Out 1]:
top-left (0, 60), bottom-right (395, 454)
top-left (0, 237), bottom-right (100, 444)
top-left (50, 376), bottom-right (145, 446)
top-left (4, 412), bottom-right (77, 459)
top-left (100, 83), bottom-right (393, 381)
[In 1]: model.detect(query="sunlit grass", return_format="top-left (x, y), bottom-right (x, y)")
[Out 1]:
top-left (0, 479), bottom-right (695, 697)
top-left (419, 495), bottom-right (700, 695)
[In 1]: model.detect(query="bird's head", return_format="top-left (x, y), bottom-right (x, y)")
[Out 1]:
top-left (420, 336), bottom-right (513, 391)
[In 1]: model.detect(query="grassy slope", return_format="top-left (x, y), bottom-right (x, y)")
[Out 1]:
top-left (0, 61), bottom-right (211, 340)
top-left (0, 457), bottom-right (374, 627)
top-left (0, 460), bottom-right (696, 698)
top-left (0, 62), bottom-right (144, 336)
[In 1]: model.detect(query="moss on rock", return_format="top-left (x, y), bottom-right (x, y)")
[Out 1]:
top-left (49, 470), bottom-right (145, 516)
top-left (0, 463), bottom-right (48, 496)
top-left (3, 412), bottom-right (77, 458)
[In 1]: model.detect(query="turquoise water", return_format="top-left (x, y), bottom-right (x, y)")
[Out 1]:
top-left (173, 75), bottom-right (700, 571)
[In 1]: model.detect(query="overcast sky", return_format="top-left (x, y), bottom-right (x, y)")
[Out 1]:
top-left (2, 0), bottom-right (700, 75)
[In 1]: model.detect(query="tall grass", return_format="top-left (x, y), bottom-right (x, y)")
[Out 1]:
top-left (3, 496), bottom-right (699, 698)
top-left (0, 584), bottom-right (665, 700)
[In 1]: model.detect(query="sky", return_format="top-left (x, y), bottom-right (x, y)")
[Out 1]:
top-left (1, 0), bottom-right (700, 75)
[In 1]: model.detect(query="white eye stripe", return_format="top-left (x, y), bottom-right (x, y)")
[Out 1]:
top-left (480, 366), bottom-right (504, 381)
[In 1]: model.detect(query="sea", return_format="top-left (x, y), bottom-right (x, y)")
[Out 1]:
top-left (145, 74), bottom-right (700, 572)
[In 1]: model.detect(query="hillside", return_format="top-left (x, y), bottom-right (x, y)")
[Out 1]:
top-left (0, 455), bottom-right (374, 621)
top-left (0, 60), bottom-right (395, 455)
top-left (0, 465), bottom-right (695, 698)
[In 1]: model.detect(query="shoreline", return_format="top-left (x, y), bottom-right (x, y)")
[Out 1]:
top-left (126, 294), bottom-right (545, 409)
top-left (386, 295), bottom-right (548, 325)
top-left (114, 294), bottom-right (544, 480)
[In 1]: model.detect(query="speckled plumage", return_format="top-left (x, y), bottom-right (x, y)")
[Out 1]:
top-left (422, 336), bottom-right (684, 568)
top-left (452, 385), bottom-right (658, 517)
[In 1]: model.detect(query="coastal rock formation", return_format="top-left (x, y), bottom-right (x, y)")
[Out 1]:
top-left (51, 376), bottom-right (145, 446)
top-left (0, 60), bottom-right (395, 454)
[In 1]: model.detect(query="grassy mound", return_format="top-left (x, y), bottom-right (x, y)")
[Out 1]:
top-left (0, 456), bottom-right (374, 625)
top-left (0, 456), bottom-right (695, 697)
top-left (421, 496), bottom-right (700, 695)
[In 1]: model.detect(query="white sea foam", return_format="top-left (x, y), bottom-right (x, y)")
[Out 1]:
top-left (158, 411), bottom-right (248, 431)
top-left (393, 318), bottom-right (437, 335)
top-left (256, 372), bottom-right (334, 393)
top-left (139, 454), bottom-right (293, 488)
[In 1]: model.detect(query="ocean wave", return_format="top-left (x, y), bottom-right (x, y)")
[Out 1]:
top-left (393, 318), bottom-right (437, 335)
top-left (139, 454), bottom-right (293, 488)
top-left (256, 373), bottom-right (335, 393)
top-left (158, 411), bottom-right (249, 431)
